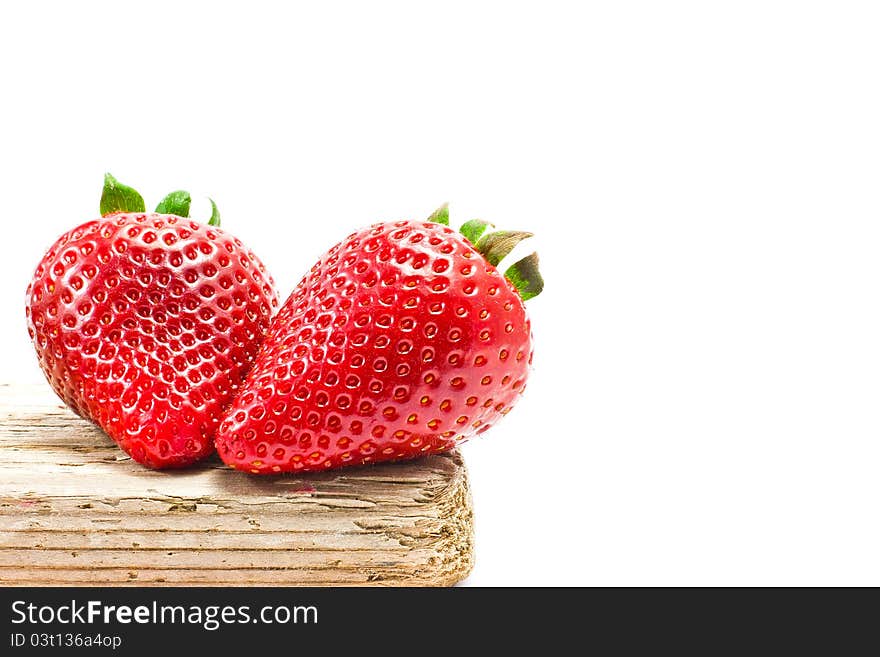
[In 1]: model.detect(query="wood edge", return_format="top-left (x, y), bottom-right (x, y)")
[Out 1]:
top-left (416, 450), bottom-right (475, 587)
top-left (1, 382), bottom-right (478, 588)
top-left (0, 457), bottom-right (475, 588)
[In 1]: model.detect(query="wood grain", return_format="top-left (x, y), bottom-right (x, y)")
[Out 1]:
top-left (0, 384), bottom-right (474, 586)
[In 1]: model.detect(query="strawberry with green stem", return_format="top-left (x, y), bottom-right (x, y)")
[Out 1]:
top-left (216, 204), bottom-right (543, 473)
top-left (26, 174), bottom-right (278, 468)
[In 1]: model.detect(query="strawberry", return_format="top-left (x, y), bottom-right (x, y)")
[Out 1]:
top-left (215, 204), bottom-right (543, 474)
top-left (26, 174), bottom-right (278, 468)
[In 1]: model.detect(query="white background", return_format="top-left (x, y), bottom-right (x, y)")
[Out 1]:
top-left (2, 1), bottom-right (879, 586)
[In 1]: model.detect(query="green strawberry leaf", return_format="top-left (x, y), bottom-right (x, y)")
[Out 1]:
top-left (427, 203), bottom-right (449, 225)
top-left (460, 219), bottom-right (493, 244)
top-left (155, 190), bottom-right (192, 217)
top-left (207, 198), bottom-right (221, 227)
top-left (475, 230), bottom-right (534, 266)
top-left (100, 173), bottom-right (145, 216)
top-left (504, 252), bottom-right (544, 301)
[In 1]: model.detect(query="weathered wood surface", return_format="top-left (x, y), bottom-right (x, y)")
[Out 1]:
top-left (0, 384), bottom-right (474, 586)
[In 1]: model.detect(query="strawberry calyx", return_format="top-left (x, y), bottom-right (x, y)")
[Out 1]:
top-left (99, 173), bottom-right (221, 226)
top-left (427, 203), bottom-right (544, 301)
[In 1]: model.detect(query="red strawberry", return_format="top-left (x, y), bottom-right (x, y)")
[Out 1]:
top-left (26, 174), bottom-right (278, 468)
top-left (215, 204), bottom-right (543, 474)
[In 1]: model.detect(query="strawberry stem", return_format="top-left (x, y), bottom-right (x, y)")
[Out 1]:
top-left (100, 173), bottom-right (145, 216)
top-left (155, 190), bottom-right (192, 217)
top-left (505, 252), bottom-right (544, 301)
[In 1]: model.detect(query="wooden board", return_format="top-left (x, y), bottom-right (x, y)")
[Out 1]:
top-left (0, 384), bottom-right (474, 586)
